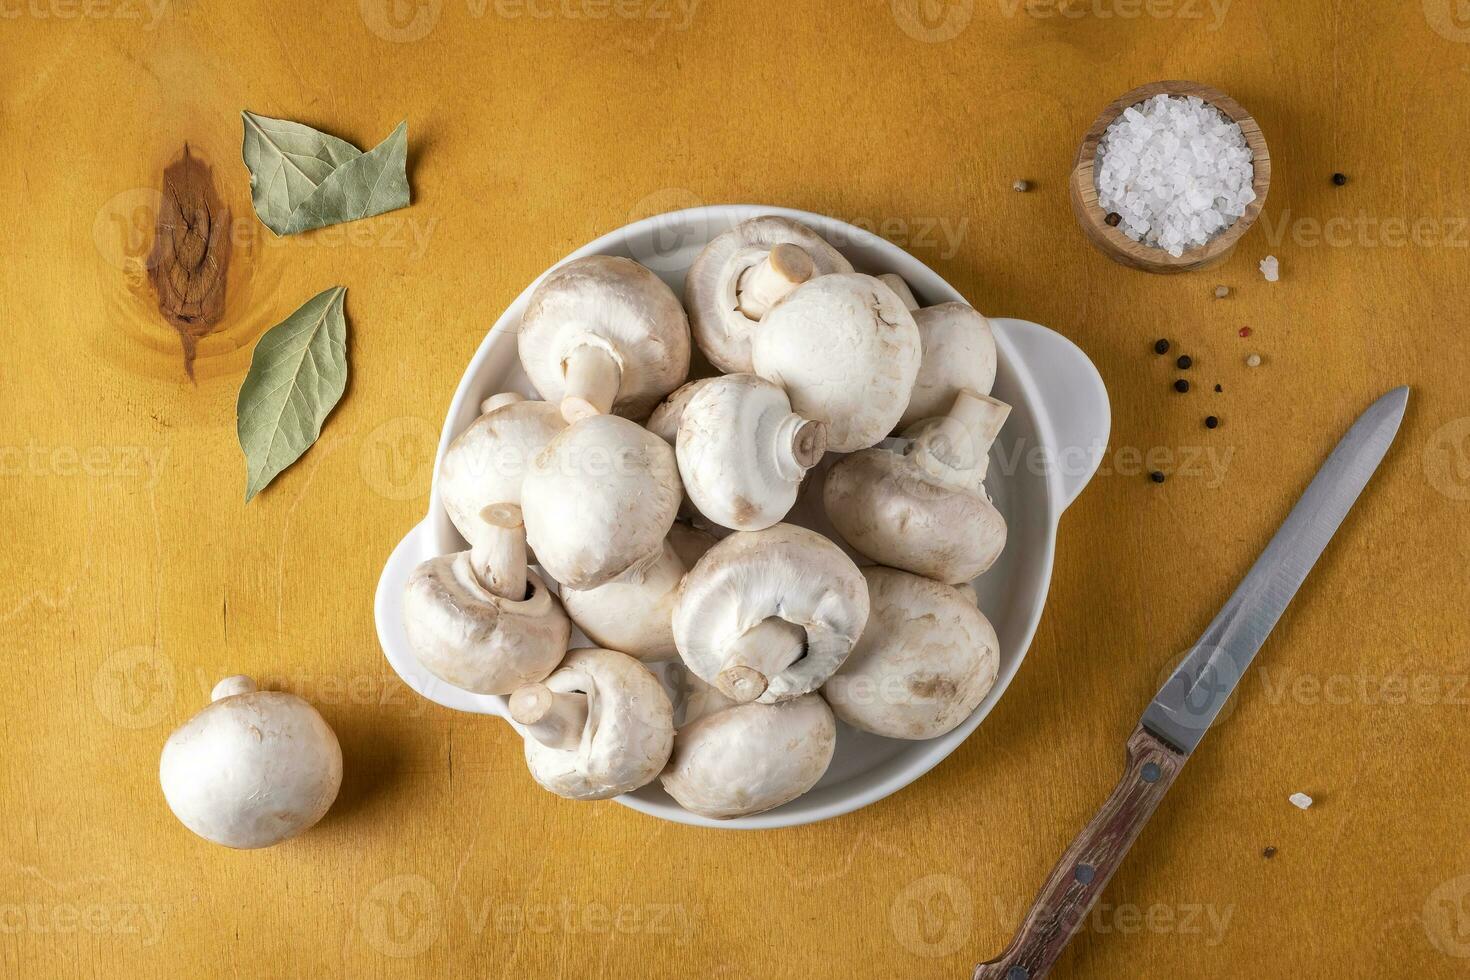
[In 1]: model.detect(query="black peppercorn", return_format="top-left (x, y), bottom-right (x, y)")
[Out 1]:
top-left (1150, 471), bottom-right (1165, 484)
top-left (1176, 355), bottom-right (1193, 370)
top-left (1332, 173), bottom-right (1347, 186)
top-left (1154, 338), bottom-right (1170, 355)
top-left (1205, 415), bottom-right (1219, 429)
top-left (1174, 379), bottom-right (1190, 393)
top-left (1105, 212), bottom-right (1122, 227)
top-left (1214, 383), bottom-right (1223, 393)
top-left (1263, 846), bottom-right (1277, 859)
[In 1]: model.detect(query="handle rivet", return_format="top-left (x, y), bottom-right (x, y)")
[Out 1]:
top-left (1007, 967), bottom-right (1030, 980)
top-left (1074, 863), bottom-right (1096, 884)
top-left (1142, 762), bottom-right (1161, 783)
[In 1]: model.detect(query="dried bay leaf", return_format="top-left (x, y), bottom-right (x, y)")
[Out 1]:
top-left (241, 111), bottom-right (410, 236)
top-left (282, 121), bottom-right (410, 235)
top-left (241, 111), bottom-right (360, 234)
top-left (237, 286), bottom-right (348, 501)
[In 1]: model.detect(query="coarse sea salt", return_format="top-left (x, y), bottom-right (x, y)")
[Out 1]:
top-left (1095, 94), bottom-right (1256, 258)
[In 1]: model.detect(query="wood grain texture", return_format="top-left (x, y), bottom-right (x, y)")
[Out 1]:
top-left (2, 2), bottom-right (1469, 978)
top-left (973, 727), bottom-right (1186, 979)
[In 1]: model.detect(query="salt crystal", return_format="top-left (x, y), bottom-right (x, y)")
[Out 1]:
top-left (1260, 255), bottom-right (1280, 282)
top-left (1094, 94), bottom-right (1255, 257)
top-left (1289, 792), bottom-right (1313, 810)
top-left (1214, 285), bottom-right (1230, 299)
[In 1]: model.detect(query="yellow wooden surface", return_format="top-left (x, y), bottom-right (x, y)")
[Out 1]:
top-left (3, 2), bottom-right (1468, 977)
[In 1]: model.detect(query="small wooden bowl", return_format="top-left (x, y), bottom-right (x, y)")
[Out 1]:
top-left (1070, 80), bottom-right (1271, 274)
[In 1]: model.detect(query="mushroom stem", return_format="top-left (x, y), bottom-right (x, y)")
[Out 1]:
top-left (480, 391), bottom-right (525, 415)
top-left (716, 617), bottom-right (807, 703)
top-left (736, 244), bottom-right (815, 319)
top-left (470, 503), bottom-right (528, 601)
top-left (211, 675), bottom-right (257, 701)
top-left (561, 345), bottom-right (622, 423)
top-left (509, 682), bottom-right (588, 751)
top-left (773, 414), bottom-right (828, 481)
top-left (878, 273), bottom-right (921, 312)
top-left (914, 389), bottom-right (1012, 483)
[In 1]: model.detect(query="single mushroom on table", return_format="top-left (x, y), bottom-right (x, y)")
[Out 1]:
top-left (824, 388), bottom-right (1009, 584)
top-left (685, 215), bottom-right (853, 374)
top-left (159, 676), bottom-right (343, 849)
top-left (675, 374), bottom-right (827, 531)
top-left (403, 503), bottom-right (571, 694)
top-left (438, 392), bottom-right (566, 548)
top-left (660, 693), bottom-right (836, 820)
top-left (522, 414), bottom-right (682, 590)
top-left (751, 272), bottom-right (921, 452)
top-left (511, 647), bottom-right (674, 800)
top-left (559, 523), bottom-right (716, 662)
top-left (878, 273), bottom-right (998, 429)
top-left (823, 567), bottom-right (1000, 739)
top-left (518, 255), bottom-right (691, 423)
top-left (673, 523), bottom-right (869, 704)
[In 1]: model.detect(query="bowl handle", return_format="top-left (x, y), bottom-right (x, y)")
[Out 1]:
top-left (992, 318), bottom-right (1111, 512)
top-left (374, 519), bottom-right (512, 718)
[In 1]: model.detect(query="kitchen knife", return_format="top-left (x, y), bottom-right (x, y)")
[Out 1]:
top-left (973, 386), bottom-right (1410, 980)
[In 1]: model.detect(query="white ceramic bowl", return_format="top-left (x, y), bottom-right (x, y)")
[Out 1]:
top-left (374, 205), bottom-right (1110, 829)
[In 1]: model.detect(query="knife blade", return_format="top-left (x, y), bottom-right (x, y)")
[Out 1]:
top-left (974, 387), bottom-right (1409, 980)
top-left (1141, 385), bottom-right (1410, 753)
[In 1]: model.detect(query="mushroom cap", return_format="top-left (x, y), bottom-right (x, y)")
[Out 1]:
top-left (522, 414), bottom-right (682, 590)
top-left (646, 377), bottom-right (714, 446)
top-left (439, 399), bottom-right (566, 546)
top-left (667, 666), bottom-right (739, 728)
top-left (685, 216), bottom-right (852, 374)
top-left (159, 684), bottom-right (342, 849)
top-left (823, 567), bottom-right (1000, 739)
top-left (659, 694), bottom-right (835, 819)
top-left (560, 524), bottom-right (716, 662)
top-left (522, 648), bottom-right (674, 800)
top-left (821, 447), bottom-right (1007, 584)
top-left (673, 523), bottom-right (869, 704)
top-left (676, 374), bottom-right (825, 531)
top-left (752, 273), bottom-right (921, 452)
top-left (900, 303), bottom-right (998, 429)
top-left (403, 552), bottom-right (570, 694)
top-left (517, 255), bottom-right (690, 421)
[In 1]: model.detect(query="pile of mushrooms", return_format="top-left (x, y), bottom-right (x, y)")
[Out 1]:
top-left (399, 216), bottom-right (1012, 820)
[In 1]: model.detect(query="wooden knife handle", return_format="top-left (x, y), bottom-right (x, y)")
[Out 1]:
top-left (972, 725), bottom-right (1186, 980)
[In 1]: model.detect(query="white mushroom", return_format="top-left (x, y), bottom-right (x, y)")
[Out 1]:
top-left (522, 414), bottom-right (682, 590)
top-left (518, 255), bottom-right (691, 423)
top-left (751, 272), bottom-right (921, 452)
top-left (645, 377), bottom-right (714, 446)
top-left (673, 523), bottom-right (868, 704)
top-left (823, 389), bottom-right (1010, 584)
top-left (659, 694), bottom-right (835, 819)
top-left (667, 666), bottom-right (738, 728)
top-left (403, 503), bottom-right (571, 694)
top-left (685, 216), bottom-right (853, 373)
top-left (559, 523), bottom-right (716, 662)
top-left (159, 677), bottom-right (342, 849)
top-left (512, 647), bottom-right (674, 800)
top-left (879, 274), bottom-right (998, 429)
top-left (676, 374), bottom-right (826, 531)
top-left (822, 567), bottom-right (1000, 739)
top-left (438, 394), bottom-right (566, 547)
